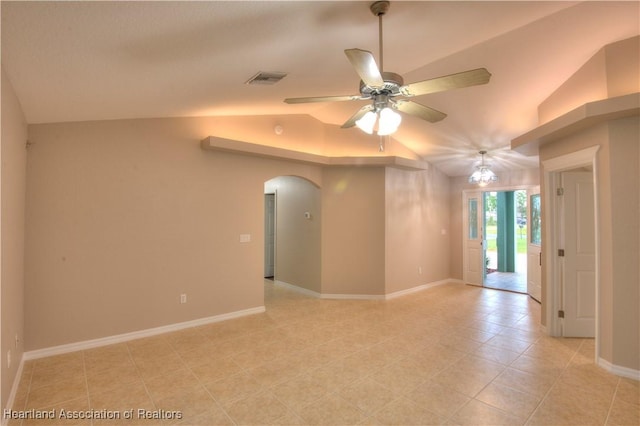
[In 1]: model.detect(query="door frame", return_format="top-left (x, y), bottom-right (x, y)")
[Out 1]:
top-left (462, 190), bottom-right (485, 286)
top-left (264, 191), bottom-right (277, 279)
top-left (462, 184), bottom-right (537, 289)
top-left (541, 146), bottom-right (600, 356)
top-left (527, 186), bottom-right (542, 302)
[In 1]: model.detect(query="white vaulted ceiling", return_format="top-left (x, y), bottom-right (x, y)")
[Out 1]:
top-left (2, 1), bottom-right (638, 176)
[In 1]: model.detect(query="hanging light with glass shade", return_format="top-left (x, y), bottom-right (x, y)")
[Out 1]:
top-left (469, 150), bottom-right (498, 187)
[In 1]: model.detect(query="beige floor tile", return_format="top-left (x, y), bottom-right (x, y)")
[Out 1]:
top-left (528, 381), bottom-right (612, 425)
top-left (22, 397), bottom-right (91, 426)
top-left (493, 367), bottom-right (556, 399)
top-left (32, 352), bottom-right (83, 373)
top-left (338, 377), bottom-right (397, 415)
top-left (270, 410), bottom-right (308, 425)
top-left (475, 382), bottom-right (541, 422)
top-left (448, 399), bottom-right (522, 425)
top-left (25, 376), bottom-right (88, 410)
top-left (83, 342), bottom-right (129, 363)
top-left (558, 363), bottom-right (619, 400)
top-left (133, 350), bottom-right (185, 380)
top-left (270, 373), bottom-right (329, 412)
top-left (406, 380), bottom-right (470, 419)
top-left (474, 343), bottom-right (521, 365)
top-left (296, 393), bottom-right (366, 425)
top-left (373, 397), bottom-right (445, 425)
top-left (127, 335), bottom-right (174, 358)
top-left (230, 342), bottom-right (273, 369)
top-left (606, 398), bottom-right (640, 426)
top-left (84, 352), bottom-right (135, 376)
top-left (369, 359), bottom-right (428, 395)
top-left (86, 362), bottom-right (142, 395)
top-left (89, 381), bottom-right (155, 412)
top-left (189, 356), bottom-right (243, 384)
top-left (30, 355), bottom-right (85, 391)
top-left (174, 407), bottom-right (233, 426)
top-left (485, 334), bottom-right (532, 354)
top-left (154, 386), bottom-right (221, 423)
top-left (13, 282), bottom-right (638, 426)
top-left (29, 364), bottom-right (86, 392)
top-left (615, 377), bottom-right (640, 406)
top-left (431, 355), bottom-right (505, 398)
top-left (525, 337), bottom-right (582, 364)
top-left (177, 345), bottom-right (219, 368)
top-left (498, 326), bottom-right (543, 344)
top-left (143, 367), bottom-right (201, 403)
top-left (205, 371), bottom-right (265, 407)
top-left (437, 333), bottom-right (484, 354)
top-left (89, 382), bottom-right (157, 426)
top-left (224, 390), bottom-right (290, 425)
top-left (509, 353), bottom-right (566, 379)
top-left (308, 358), bottom-right (368, 390)
top-left (245, 355), bottom-right (304, 388)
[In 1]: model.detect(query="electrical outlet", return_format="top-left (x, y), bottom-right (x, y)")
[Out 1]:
top-left (7, 350), bottom-right (11, 369)
top-left (419, 267), bottom-right (423, 275)
top-left (15, 334), bottom-right (19, 348)
top-left (180, 294), bottom-right (187, 304)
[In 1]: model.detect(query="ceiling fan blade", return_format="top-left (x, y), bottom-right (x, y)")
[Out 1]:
top-left (344, 48), bottom-right (384, 88)
top-left (394, 100), bottom-right (447, 123)
top-left (341, 104), bottom-right (374, 128)
top-left (284, 94), bottom-right (366, 104)
top-left (401, 68), bottom-right (491, 97)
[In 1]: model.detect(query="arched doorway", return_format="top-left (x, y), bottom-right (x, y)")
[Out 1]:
top-left (264, 176), bottom-right (321, 295)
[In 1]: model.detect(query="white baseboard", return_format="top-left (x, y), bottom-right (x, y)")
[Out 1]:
top-left (384, 279), bottom-right (454, 300)
top-left (274, 280), bottom-right (322, 298)
top-left (275, 278), bottom-right (458, 301)
top-left (3, 357), bottom-right (25, 425)
top-left (598, 357), bottom-right (640, 381)
top-left (23, 306), bottom-right (265, 361)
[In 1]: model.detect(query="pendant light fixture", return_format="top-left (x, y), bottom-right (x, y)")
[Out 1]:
top-left (468, 150), bottom-right (498, 187)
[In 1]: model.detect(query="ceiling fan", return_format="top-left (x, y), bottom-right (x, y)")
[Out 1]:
top-left (284, 1), bottom-right (492, 136)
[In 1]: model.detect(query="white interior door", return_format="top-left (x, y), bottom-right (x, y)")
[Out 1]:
top-left (561, 172), bottom-right (595, 337)
top-left (527, 186), bottom-right (542, 302)
top-left (264, 194), bottom-right (275, 278)
top-left (463, 191), bottom-right (484, 286)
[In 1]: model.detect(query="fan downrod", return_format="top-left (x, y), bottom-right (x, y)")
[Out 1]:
top-left (370, 1), bottom-right (390, 17)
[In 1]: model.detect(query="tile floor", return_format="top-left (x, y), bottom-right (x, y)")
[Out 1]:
top-left (484, 271), bottom-right (527, 294)
top-left (8, 281), bottom-right (639, 425)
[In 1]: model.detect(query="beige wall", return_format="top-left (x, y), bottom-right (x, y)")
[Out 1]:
top-left (535, 35), bottom-right (639, 371)
top-left (24, 114), bottom-right (443, 350)
top-left (1, 68), bottom-right (27, 410)
top-left (607, 118), bottom-right (639, 370)
top-left (449, 169), bottom-right (540, 280)
top-left (265, 176), bottom-right (321, 293)
top-left (539, 36), bottom-right (639, 124)
top-left (321, 167), bottom-right (386, 295)
top-left (24, 117), bottom-right (326, 350)
top-left (385, 166), bottom-right (451, 293)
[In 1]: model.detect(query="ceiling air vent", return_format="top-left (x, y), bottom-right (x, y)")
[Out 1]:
top-left (245, 71), bottom-right (288, 85)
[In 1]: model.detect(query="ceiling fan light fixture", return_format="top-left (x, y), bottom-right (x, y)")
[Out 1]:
top-left (355, 111), bottom-right (377, 134)
top-left (377, 107), bottom-right (401, 135)
top-left (468, 150), bottom-right (498, 187)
